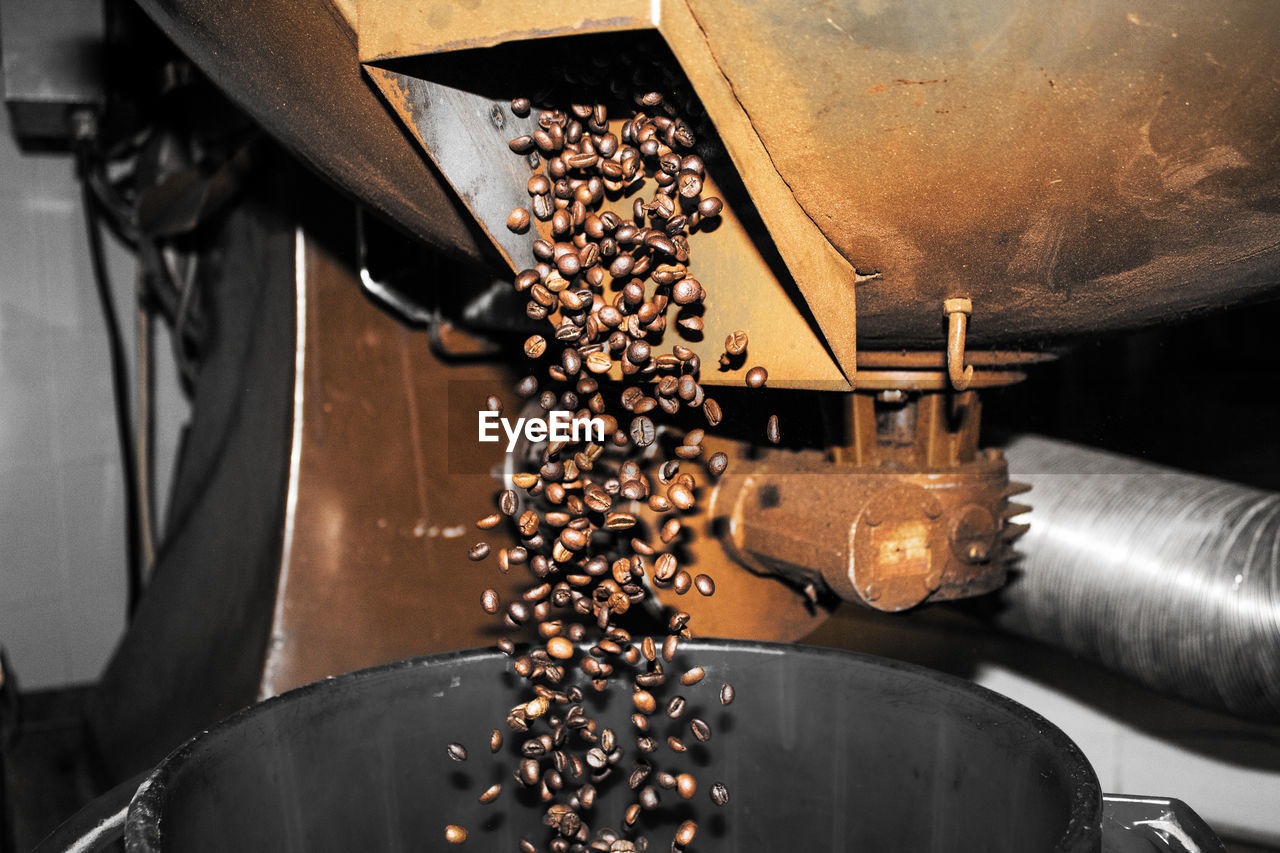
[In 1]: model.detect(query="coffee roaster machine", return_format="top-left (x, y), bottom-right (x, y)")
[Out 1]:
top-left (12, 0), bottom-right (1280, 850)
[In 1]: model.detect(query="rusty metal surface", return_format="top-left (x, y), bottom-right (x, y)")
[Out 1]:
top-left (140, 0), bottom-right (1280, 352)
top-left (683, 0), bottom-right (1280, 346)
top-left (366, 65), bottom-right (848, 388)
top-left (358, 0), bottom-right (862, 382)
top-left (710, 446), bottom-right (1016, 612)
top-left (129, 0), bottom-right (493, 265)
top-left (258, 223), bottom-right (528, 697)
top-left (704, 391), bottom-right (1022, 612)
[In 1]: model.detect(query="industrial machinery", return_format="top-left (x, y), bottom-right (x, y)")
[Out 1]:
top-left (6, 0), bottom-right (1278, 848)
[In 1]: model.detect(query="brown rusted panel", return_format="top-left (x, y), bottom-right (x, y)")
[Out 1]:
top-left (365, 65), bottom-right (848, 388)
top-left (682, 0), bottom-right (1280, 345)
top-left (258, 220), bottom-right (526, 696)
top-left (358, 0), bottom-right (861, 382)
top-left (130, 0), bottom-right (493, 264)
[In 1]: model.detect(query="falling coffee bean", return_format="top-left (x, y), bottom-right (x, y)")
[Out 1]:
top-left (767, 413), bottom-right (781, 444)
top-left (447, 743), bottom-right (468, 762)
top-left (746, 365), bottom-right (768, 388)
top-left (507, 207), bottom-right (531, 233)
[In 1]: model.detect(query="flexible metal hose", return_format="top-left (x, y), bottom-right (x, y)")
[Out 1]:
top-left (998, 435), bottom-right (1280, 721)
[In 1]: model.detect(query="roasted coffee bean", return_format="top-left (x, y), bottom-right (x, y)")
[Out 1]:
top-left (720, 683), bottom-right (735, 705)
top-left (447, 742), bottom-right (468, 762)
top-left (667, 483), bottom-right (695, 511)
top-left (746, 365), bottom-right (769, 388)
top-left (629, 416), bottom-right (656, 447)
top-left (490, 729), bottom-right (503, 752)
top-left (511, 97), bottom-right (531, 117)
top-left (479, 783), bottom-right (503, 804)
top-left (767, 413), bottom-right (781, 444)
top-left (676, 774), bottom-right (697, 800)
top-left (672, 570), bottom-right (692, 595)
top-left (586, 351), bottom-right (612, 373)
top-left (547, 636), bottom-right (575, 659)
top-left (694, 574), bottom-right (715, 596)
top-left (663, 634), bottom-right (679, 661)
top-left (507, 207), bottom-right (531, 233)
top-left (482, 589), bottom-right (500, 614)
top-left (445, 825), bottom-right (468, 844)
top-left (679, 666), bottom-right (705, 686)
top-left (703, 397), bottom-right (723, 426)
top-left (707, 451), bottom-right (729, 477)
top-left (690, 718), bottom-right (712, 742)
top-left (697, 196), bottom-right (723, 218)
top-left (523, 335), bottom-right (548, 359)
top-left (469, 543), bottom-right (490, 561)
top-left (633, 690), bottom-right (656, 714)
top-left (710, 782), bottom-right (729, 806)
top-left (666, 695), bottom-right (686, 718)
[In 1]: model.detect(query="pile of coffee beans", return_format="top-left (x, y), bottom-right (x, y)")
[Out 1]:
top-left (448, 53), bottom-right (775, 851)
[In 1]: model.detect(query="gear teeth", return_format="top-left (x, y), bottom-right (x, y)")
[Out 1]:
top-left (1002, 481), bottom-right (1032, 498)
top-left (1003, 501), bottom-right (1032, 519)
top-left (1001, 521), bottom-right (1031, 540)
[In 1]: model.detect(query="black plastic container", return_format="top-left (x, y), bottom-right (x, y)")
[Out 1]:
top-left (111, 640), bottom-right (1102, 852)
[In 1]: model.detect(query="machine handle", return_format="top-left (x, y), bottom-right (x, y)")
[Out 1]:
top-left (32, 773), bottom-right (146, 853)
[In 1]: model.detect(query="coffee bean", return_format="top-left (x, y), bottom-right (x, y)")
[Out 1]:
top-left (633, 690), bottom-right (656, 714)
top-left (479, 782), bottom-right (503, 804)
top-left (690, 718), bottom-right (712, 742)
top-left (445, 825), bottom-right (468, 844)
top-left (703, 398), bottom-right (722, 426)
top-left (676, 774), bottom-right (697, 800)
top-left (511, 97), bottom-right (531, 117)
top-left (469, 543), bottom-right (490, 561)
top-left (515, 375), bottom-right (538, 398)
top-left (585, 351), bottom-right (612, 373)
top-left (476, 513), bottom-right (501, 529)
top-left (639, 785), bottom-right (660, 810)
top-left (694, 574), bottom-right (715, 596)
top-left (697, 196), bottom-right (723, 218)
top-left (710, 782), bottom-right (729, 806)
top-left (629, 416), bottom-right (655, 447)
top-left (666, 695), bottom-right (686, 718)
top-left (653, 553), bottom-right (677, 582)
top-left (547, 636), bottom-right (575, 659)
top-left (490, 729), bottom-right (503, 752)
top-left (720, 683), bottom-right (735, 705)
top-left (507, 207), bottom-right (531, 233)
top-left (447, 742), bottom-right (468, 761)
top-left (482, 589), bottom-right (500, 614)
top-left (667, 483), bottom-right (695, 510)
top-left (746, 366), bottom-right (768, 388)
top-left (707, 452), bottom-right (728, 476)
top-left (767, 413), bottom-right (781, 444)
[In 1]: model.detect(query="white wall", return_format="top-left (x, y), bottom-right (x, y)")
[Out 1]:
top-left (0, 105), bottom-right (187, 689)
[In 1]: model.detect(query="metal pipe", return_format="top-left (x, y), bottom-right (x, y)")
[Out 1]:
top-left (997, 435), bottom-right (1280, 721)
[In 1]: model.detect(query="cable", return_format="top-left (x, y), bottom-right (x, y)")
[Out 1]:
top-left (73, 110), bottom-right (145, 618)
